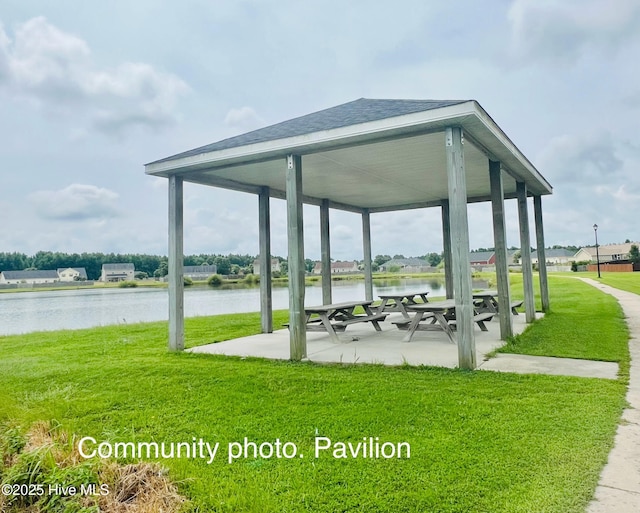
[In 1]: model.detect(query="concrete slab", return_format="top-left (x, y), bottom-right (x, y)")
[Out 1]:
top-left (188, 312), bottom-right (532, 368)
top-left (479, 353), bottom-right (619, 380)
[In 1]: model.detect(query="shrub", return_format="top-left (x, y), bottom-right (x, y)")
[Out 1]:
top-left (184, 276), bottom-right (193, 286)
top-left (118, 281), bottom-right (138, 288)
top-left (207, 274), bottom-right (223, 287)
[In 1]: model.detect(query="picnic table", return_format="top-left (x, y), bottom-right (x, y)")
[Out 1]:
top-left (473, 290), bottom-right (524, 315)
top-left (301, 300), bottom-right (388, 343)
top-left (376, 291), bottom-right (430, 319)
top-left (396, 300), bottom-right (495, 343)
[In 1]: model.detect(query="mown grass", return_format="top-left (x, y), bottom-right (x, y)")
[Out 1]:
top-left (595, 271), bottom-right (640, 296)
top-left (0, 279), bottom-right (630, 512)
top-left (498, 276), bottom-right (629, 373)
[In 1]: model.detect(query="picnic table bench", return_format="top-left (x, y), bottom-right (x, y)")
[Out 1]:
top-left (473, 291), bottom-right (524, 315)
top-left (376, 291), bottom-right (430, 319)
top-left (297, 300), bottom-right (388, 343)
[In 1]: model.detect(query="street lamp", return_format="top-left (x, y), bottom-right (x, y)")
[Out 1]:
top-left (593, 224), bottom-right (601, 278)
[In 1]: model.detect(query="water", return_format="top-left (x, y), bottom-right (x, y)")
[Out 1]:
top-left (0, 278), bottom-right (487, 336)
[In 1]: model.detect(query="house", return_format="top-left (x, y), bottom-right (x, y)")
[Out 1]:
top-left (530, 249), bottom-right (576, 265)
top-left (252, 258), bottom-right (281, 275)
top-left (100, 263), bottom-right (135, 282)
top-left (378, 258), bottom-right (432, 273)
top-left (574, 242), bottom-right (639, 263)
top-left (183, 265), bottom-right (217, 280)
top-left (469, 251), bottom-right (495, 267)
top-left (313, 260), bottom-right (360, 274)
top-left (0, 270), bottom-right (60, 284)
top-left (57, 267), bottom-right (88, 282)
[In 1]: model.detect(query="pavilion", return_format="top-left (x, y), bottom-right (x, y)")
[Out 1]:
top-left (144, 98), bottom-right (553, 370)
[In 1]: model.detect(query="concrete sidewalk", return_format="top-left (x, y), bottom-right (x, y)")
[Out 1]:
top-left (583, 279), bottom-right (640, 512)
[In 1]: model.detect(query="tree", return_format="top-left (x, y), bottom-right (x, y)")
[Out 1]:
top-left (154, 261), bottom-right (168, 278)
top-left (374, 254), bottom-right (391, 266)
top-left (426, 252), bottom-right (442, 267)
top-left (630, 244), bottom-right (640, 265)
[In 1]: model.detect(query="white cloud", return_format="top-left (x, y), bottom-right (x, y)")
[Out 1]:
top-left (29, 183), bottom-right (120, 221)
top-left (0, 17), bottom-right (189, 136)
top-left (507, 0), bottom-right (640, 64)
top-left (224, 106), bottom-right (266, 133)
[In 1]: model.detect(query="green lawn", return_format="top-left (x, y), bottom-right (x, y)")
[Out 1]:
top-left (0, 277), bottom-right (630, 512)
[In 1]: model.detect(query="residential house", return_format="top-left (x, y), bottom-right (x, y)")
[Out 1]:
top-left (574, 242), bottom-right (639, 263)
top-left (183, 265), bottom-right (217, 280)
top-left (100, 263), bottom-right (135, 282)
top-left (469, 251), bottom-right (495, 267)
top-left (313, 260), bottom-right (360, 274)
top-left (0, 270), bottom-right (59, 284)
top-left (530, 249), bottom-right (576, 265)
top-left (378, 258), bottom-right (432, 273)
top-left (252, 258), bottom-right (281, 275)
top-left (57, 267), bottom-right (88, 282)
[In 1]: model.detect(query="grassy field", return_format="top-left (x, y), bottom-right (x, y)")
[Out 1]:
top-left (0, 277), bottom-right (630, 512)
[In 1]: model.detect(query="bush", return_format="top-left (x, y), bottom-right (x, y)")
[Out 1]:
top-left (118, 281), bottom-right (138, 288)
top-left (208, 274), bottom-right (223, 287)
top-left (184, 276), bottom-right (193, 286)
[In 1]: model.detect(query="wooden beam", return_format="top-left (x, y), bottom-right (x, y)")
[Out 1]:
top-left (320, 199), bottom-right (332, 304)
top-left (286, 154), bottom-right (307, 360)
top-left (533, 195), bottom-right (550, 312)
top-left (259, 187), bottom-right (273, 333)
top-left (445, 127), bottom-right (476, 370)
top-left (168, 175), bottom-right (184, 351)
top-left (362, 209), bottom-right (373, 301)
top-left (517, 182), bottom-right (536, 323)
top-left (489, 160), bottom-right (513, 339)
top-left (441, 199), bottom-right (453, 299)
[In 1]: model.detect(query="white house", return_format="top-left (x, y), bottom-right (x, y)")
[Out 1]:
top-left (0, 270), bottom-right (60, 284)
top-left (57, 267), bottom-right (88, 282)
top-left (530, 249), bottom-right (576, 265)
top-left (313, 260), bottom-right (360, 274)
top-left (379, 258), bottom-right (433, 273)
top-left (101, 263), bottom-right (135, 282)
top-left (253, 258), bottom-right (281, 275)
top-left (183, 264), bottom-right (217, 280)
top-left (574, 242), bottom-right (639, 263)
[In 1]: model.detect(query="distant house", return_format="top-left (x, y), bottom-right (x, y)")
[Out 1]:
top-left (252, 258), bottom-right (281, 275)
top-left (101, 263), bottom-right (135, 282)
top-left (469, 251), bottom-right (495, 267)
top-left (530, 249), bottom-right (576, 265)
top-left (313, 260), bottom-right (360, 274)
top-left (574, 242), bottom-right (639, 263)
top-left (57, 267), bottom-right (88, 282)
top-left (183, 265), bottom-right (217, 280)
top-left (378, 258), bottom-right (432, 273)
top-left (0, 270), bottom-right (59, 284)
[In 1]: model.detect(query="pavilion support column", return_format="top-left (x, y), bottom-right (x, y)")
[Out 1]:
top-left (445, 127), bottom-right (476, 370)
top-left (362, 209), bottom-right (373, 302)
top-left (517, 182), bottom-right (536, 323)
top-left (168, 175), bottom-right (184, 352)
top-left (258, 187), bottom-right (273, 333)
top-left (441, 200), bottom-right (454, 299)
top-left (489, 160), bottom-right (513, 340)
top-left (286, 154), bottom-right (307, 360)
top-left (533, 195), bottom-right (550, 313)
top-left (320, 199), bottom-right (332, 304)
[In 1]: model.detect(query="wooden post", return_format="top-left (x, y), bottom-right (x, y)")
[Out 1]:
top-left (286, 154), bottom-right (307, 360)
top-left (517, 182), bottom-right (536, 323)
top-left (489, 160), bottom-right (513, 339)
top-left (259, 187), bottom-right (273, 333)
top-left (533, 195), bottom-right (550, 312)
top-left (320, 199), bottom-right (332, 304)
top-left (445, 127), bottom-right (476, 370)
top-left (168, 175), bottom-right (184, 351)
top-left (362, 209), bottom-right (373, 302)
top-left (441, 200), bottom-right (453, 299)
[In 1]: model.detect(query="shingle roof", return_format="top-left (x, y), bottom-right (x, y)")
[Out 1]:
top-left (57, 267), bottom-right (88, 278)
top-left (531, 249), bottom-right (575, 259)
top-left (102, 263), bottom-right (134, 271)
top-left (151, 98), bottom-right (466, 165)
top-left (469, 251), bottom-right (494, 263)
top-left (2, 270), bottom-right (59, 280)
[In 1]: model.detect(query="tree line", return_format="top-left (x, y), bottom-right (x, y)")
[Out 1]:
top-left (0, 251), bottom-right (263, 281)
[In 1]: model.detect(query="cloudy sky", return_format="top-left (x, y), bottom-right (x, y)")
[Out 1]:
top-left (2, 0), bottom-right (639, 261)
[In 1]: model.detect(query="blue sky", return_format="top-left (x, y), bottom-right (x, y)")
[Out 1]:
top-left (2, 0), bottom-right (639, 260)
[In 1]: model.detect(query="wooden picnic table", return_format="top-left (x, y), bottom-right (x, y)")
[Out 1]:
top-left (473, 290), bottom-right (524, 315)
top-left (302, 300), bottom-right (387, 343)
top-left (397, 300), bottom-right (496, 343)
top-left (376, 291), bottom-right (430, 319)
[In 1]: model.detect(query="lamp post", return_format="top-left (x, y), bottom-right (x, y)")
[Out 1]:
top-left (593, 224), bottom-right (601, 278)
